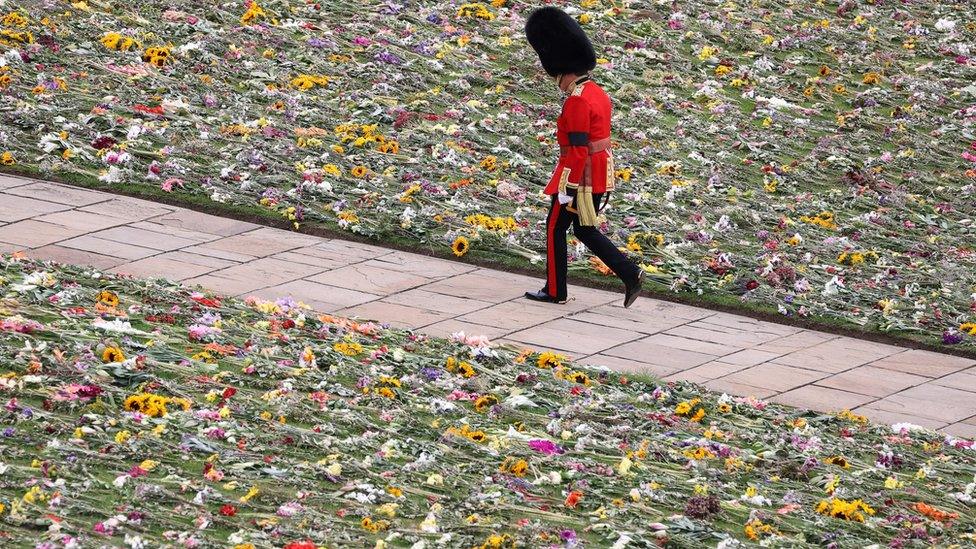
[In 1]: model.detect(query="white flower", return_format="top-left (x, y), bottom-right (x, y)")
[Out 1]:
top-left (92, 318), bottom-right (147, 335)
top-left (610, 534), bottom-right (633, 549)
top-left (935, 18), bottom-right (956, 32)
top-left (98, 166), bottom-right (123, 183)
top-left (504, 395), bottom-right (537, 408)
top-left (891, 422), bottom-right (926, 433)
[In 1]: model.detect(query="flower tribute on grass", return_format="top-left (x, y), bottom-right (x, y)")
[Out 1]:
top-left (1, 2), bottom-right (976, 346)
top-left (0, 255), bottom-right (975, 546)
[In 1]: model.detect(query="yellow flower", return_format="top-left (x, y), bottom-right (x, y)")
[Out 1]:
top-left (240, 0), bottom-right (267, 25)
top-left (141, 46), bottom-right (173, 68)
top-left (0, 151), bottom-right (14, 166)
top-left (102, 347), bottom-right (125, 363)
top-left (457, 3), bottom-right (495, 20)
top-left (698, 46), bottom-right (717, 61)
top-left (815, 498), bottom-right (875, 522)
top-left (96, 290), bottom-right (119, 307)
top-left (537, 351), bottom-right (564, 369)
top-left (115, 430), bottom-right (131, 443)
top-left (451, 236), bottom-right (470, 257)
top-left (240, 486), bottom-right (260, 503)
top-left (474, 394), bottom-right (498, 413)
top-left (350, 165), bottom-right (368, 178)
top-left (1, 12), bottom-right (28, 27)
top-left (289, 74), bottom-right (330, 90)
top-left (333, 341), bottom-right (363, 356)
top-left (863, 72), bottom-right (881, 85)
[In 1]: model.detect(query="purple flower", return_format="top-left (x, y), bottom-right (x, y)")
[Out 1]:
top-left (307, 37), bottom-right (332, 48)
top-left (420, 368), bottom-right (442, 380)
top-left (943, 331), bottom-right (964, 345)
top-left (375, 51), bottom-right (403, 65)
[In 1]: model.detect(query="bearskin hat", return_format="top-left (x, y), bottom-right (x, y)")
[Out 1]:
top-left (524, 7), bottom-right (597, 77)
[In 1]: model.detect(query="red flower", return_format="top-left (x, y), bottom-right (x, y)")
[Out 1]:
top-left (219, 504), bottom-right (237, 517)
top-left (564, 491), bottom-right (583, 508)
top-left (222, 387), bottom-right (237, 399)
top-left (134, 104), bottom-right (165, 116)
top-left (191, 295), bottom-right (222, 308)
top-left (282, 319), bottom-right (296, 329)
top-left (745, 280), bottom-right (760, 291)
top-left (283, 542), bottom-right (316, 549)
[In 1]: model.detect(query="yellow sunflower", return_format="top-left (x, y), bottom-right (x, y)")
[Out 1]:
top-left (96, 290), bottom-right (119, 307)
top-left (451, 236), bottom-right (470, 257)
top-left (102, 347), bottom-right (125, 363)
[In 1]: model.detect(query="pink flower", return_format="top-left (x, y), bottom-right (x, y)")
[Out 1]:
top-left (161, 178), bottom-right (184, 192)
top-left (528, 439), bottom-right (564, 455)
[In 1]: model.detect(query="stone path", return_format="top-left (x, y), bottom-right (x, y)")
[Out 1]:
top-left (2, 173), bottom-right (976, 437)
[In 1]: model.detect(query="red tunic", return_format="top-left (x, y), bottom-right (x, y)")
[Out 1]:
top-left (545, 79), bottom-right (615, 196)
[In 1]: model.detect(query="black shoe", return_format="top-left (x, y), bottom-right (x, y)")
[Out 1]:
top-left (524, 290), bottom-right (567, 304)
top-left (624, 270), bottom-right (644, 309)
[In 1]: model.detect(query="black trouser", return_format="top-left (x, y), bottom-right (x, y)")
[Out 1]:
top-left (542, 193), bottom-right (640, 300)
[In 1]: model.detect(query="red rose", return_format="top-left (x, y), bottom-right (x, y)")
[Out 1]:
top-left (219, 504), bottom-right (237, 517)
top-left (222, 387), bottom-right (237, 399)
top-left (745, 280), bottom-right (760, 291)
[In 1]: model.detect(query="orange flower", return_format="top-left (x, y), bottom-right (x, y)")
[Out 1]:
top-left (564, 491), bottom-right (583, 508)
top-left (589, 256), bottom-right (614, 276)
top-left (914, 502), bottom-right (958, 522)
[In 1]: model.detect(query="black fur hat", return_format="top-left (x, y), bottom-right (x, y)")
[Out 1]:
top-left (525, 7), bottom-right (597, 77)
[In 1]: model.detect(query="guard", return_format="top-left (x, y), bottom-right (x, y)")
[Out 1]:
top-left (523, 7), bottom-right (643, 307)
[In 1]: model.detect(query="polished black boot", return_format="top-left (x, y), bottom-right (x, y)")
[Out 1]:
top-left (524, 290), bottom-right (568, 304)
top-left (623, 270), bottom-right (644, 308)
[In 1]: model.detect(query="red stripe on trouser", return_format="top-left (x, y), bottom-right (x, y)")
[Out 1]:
top-left (547, 200), bottom-right (561, 297)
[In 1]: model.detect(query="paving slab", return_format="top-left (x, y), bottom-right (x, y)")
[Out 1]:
top-left (853, 405), bottom-right (946, 430)
top-left (664, 361), bottom-right (749, 384)
top-left (604, 338), bottom-right (718, 370)
top-left (0, 194), bottom-right (71, 222)
top-left (869, 350), bottom-right (976, 378)
top-left (35, 209), bottom-right (128, 232)
top-left (58, 235), bottom-right (158, 261)
top-left (191, 257), bottom-right (326, 295)
top-left (568, 304), bottom-right (694, 335)
top-left (78, 197), bottom-right (173, 221)
top-left (702, 378), bottom-right (777, 400)
top-left (5, 182), bottom-right (108, 206)
top-left (769, 385), bottom-right (876, 412)
top-left (420, 319), bottom-right (511, 340)
top-left (3, 178), bottom-right (975, 436)
top-left (111, 256), bottom-right (220, 281)
top-left (27, 245), bottom-right (124, 270)
top-left (583, 353), bottom-right (686, 378)
top-left (508, 318), bottom-right (641, 356)
top-left (0, 174), bottom-right (31, 189)
top-left (309, 262), bottom-right (430, 295)
top-left (0, 220), bottom-right (84, 248)
top-left (91, 226), bottom-right (201, 252)
top-left (719, 363), bottom-right (830, 393)
top-left (339, 300), bottom-right (452, 330)
top-left (816, 366), bottom-right (930, 398)
top-left (150, 209), bottom-right (259, 237)
top-left (247, 279), bottom-right (379, 312)
top-left (383, 288), bottom-right (494, 317)
top-left (867, 384), bottom-right (976, 424)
